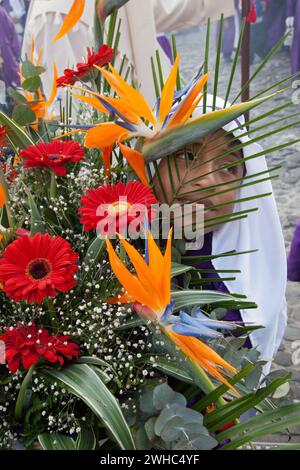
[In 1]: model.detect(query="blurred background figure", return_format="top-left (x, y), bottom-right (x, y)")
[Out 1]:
top-left (0, 0), bottom-right (30, 42)
top-left (216, 0), bottom-right (240, 63)
top-left (265, 0), bottom-right (287, 51)
top-left (250, 1), bottom-right (268, 63)
top-left (286, 0), bottom-right (300, 74)
top-left (0, 4), bottom-right (20, 113)
top-left (288, 220), bottom-right (300, 282)
top-left (22, 0), bottom-right (236, 106)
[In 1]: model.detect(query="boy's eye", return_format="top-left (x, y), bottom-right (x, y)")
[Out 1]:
top-left (175, 151), bottom-right (195, 161)
top-left (219, 162), bottom-right (240, 176)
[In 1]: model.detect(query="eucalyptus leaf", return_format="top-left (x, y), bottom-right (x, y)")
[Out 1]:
top-left (152, 383), bottom-right (187, 410)
top-left (7, 88), bottom-right (27, 104)
top-left (12, 105), bottom-right (36, 126)
top-left (22, 76), bottom-right (42, 93)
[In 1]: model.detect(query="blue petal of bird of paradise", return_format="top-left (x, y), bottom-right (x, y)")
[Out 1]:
top-left (160, 301), bottom-right (176, 324)
top-left (171, 321), bottom-right (223, 339)
top-left (193, 309), bottom-right (239, 331)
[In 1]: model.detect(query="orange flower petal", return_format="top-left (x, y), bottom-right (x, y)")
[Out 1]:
top-left (52, 129), bottom-right (83, 140)
top-left (160, 228), bottom-right (173, 308)
top-left (46, 63), bottom-right (58, 108)
top-left (30, 35), bottom-right (35, 63)
top-left (118, 235), bottom-right (164, 311)
top-left (102, 146), bottom-right (112, 180)
top-left (96, 65), bottom-right (156, 125)
top-left (72, 93), bottom-right (109, 114)
top-left (54, 0), bottom-right (86, 42)
top-left (158, 54), bottom-right (180, 125)
top-left (0, 184), bottom-right (7, 209)
top-left (169, 331), bottom-right (238, 394)
top-left (168, 73), bottom-right (208, 128)
top-left (106, 237), bottom-right (157, 309)
top-left (85, 123), bottom-right (128, 148)
top-left (118, 143), bottom-right (149, 187)
top-left (106, 289), bottom-right (133, 305)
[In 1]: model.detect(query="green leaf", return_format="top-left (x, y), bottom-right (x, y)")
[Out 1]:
top-left (12, 105), bottom-right (36, 126)
top-left (143, 95), bottom-right (275, 161)
top-left (193, 363), bottom-right (256, 412)
top-left (204, 374), bottom-right (292, 433)
top-left (42, 364), bottom-right (136, 450)
top-left (0, 111), bottom-right (34, 149)
top-left (171, 290), bottom-right (242, 311)
top-left (38, 432), bottom-right (76, 450)
top-left (171, 262), bottom-right (195, 278)
top-left (148, 357), bottom-right (194, 385)
top-left (76, 426), bottom-right (97, 450)
top-left (98, 0), bottom-right (130, 24)
top-left (23, 185), bottom-right (47, 235)
top-left (76, 356), bottom-right (111, 369)
top-left (22, 76), bottom-right (42, 93)
top-left (216, 403), bottom-right (300, 445)
top-left (83, 236), bottom-right (106, 266)
top-left (152, 383), bottom-right (187, 410)
top-left (21, 60), bottom-right (38, 79)
top-left (7, 87), bottom-right (27, 104)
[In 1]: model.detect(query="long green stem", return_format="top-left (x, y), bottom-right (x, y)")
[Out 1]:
top-left (15, 365), bottom-right (35, 422)
top-left (0, 166), bottom-right (14, 228)
top-left (50, 172), bottom-right (57, 199)
top-left (159, 326), bottom-right (226, 408)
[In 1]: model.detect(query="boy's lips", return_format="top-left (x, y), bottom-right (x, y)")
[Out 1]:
top-left (175, 196), bottom-right (217, 211)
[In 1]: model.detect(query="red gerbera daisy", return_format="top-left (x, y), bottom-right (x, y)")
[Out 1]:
top-left (56, 68), bottom-right (78, 87)
top-left (0, 322), bottom-right (79, 373)
top-left (57, 44), bottom-right (114, 88)
top-left (19, 141), bottom-right (85, 176)
top-left (79, 181), bottom-right (158, 236)
top-left (0, 233), bottom-right (79, 304)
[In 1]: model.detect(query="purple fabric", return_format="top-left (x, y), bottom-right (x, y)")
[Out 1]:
top-left (0, 6), bottom-right (20, 89)
top-left (185, 232), bottom-right (252, 348)
top-left (265, 0), bottom-right (287, 50)
top-left (157, 35), bottom-right (174, 65)
top-left (288, 220), bottom-right (300, 281)
top-left (0, 0), bottom-right (30, 29)
top-left (287, 0), bottom-right (300, 73)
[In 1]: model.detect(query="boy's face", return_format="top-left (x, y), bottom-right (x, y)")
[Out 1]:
top-left (152, 129), bottom-right (245, 234)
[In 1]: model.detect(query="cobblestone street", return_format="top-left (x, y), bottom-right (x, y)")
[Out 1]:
top-left (177, 25), bottom-right (300, 443)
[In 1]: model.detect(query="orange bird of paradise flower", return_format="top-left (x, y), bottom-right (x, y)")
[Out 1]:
top-left (67, 56), bottom-right (208, 187)
top-left (20, 37), bottom-right (58, 127)
top-left (106, 229), bottom-right (238, 393)
top-left (0, 184), bottom-right (7, 209)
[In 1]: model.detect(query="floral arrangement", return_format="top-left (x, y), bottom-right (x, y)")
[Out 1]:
top-left (0, 0), bottom-right (300, 452)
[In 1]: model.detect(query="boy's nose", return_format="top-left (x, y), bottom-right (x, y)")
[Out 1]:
top-left (191, 162), bottom-right (218, 188)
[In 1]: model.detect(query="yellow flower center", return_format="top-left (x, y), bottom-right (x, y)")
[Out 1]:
top-left (107, 201), bottom-right (131, 217)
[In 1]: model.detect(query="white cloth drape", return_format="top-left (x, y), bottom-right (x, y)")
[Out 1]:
top-left (193, 96), bottom-right (287, 375)
top-left (22, 0), bottom-right (236, 105)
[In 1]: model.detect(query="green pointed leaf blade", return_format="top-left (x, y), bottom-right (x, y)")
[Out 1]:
top-left (24, 185), bottom-right (47, 236)
top-left (42, 364), bottom-right (136, 450)
top-left (143, 95), bottom-right (275, 161)
top-left (76, 426), bottom-right (97, 450)
top-left (0, 111), bottom-right (34, 149)
top-left (171, 262), bottom-right (195, 278)
top-left (148, 357), bottom-right (195, 385)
